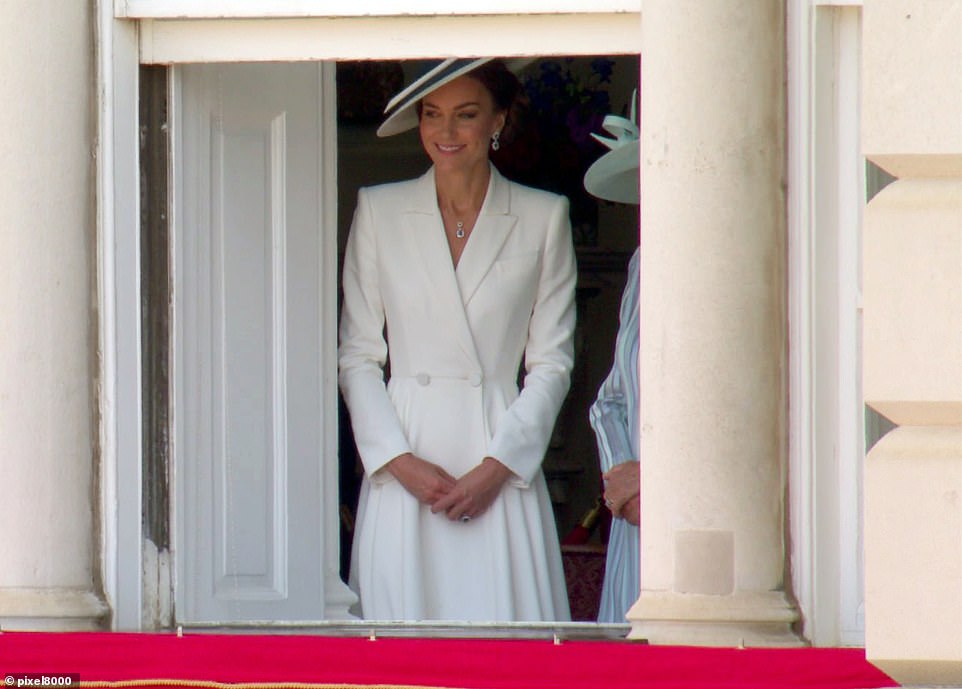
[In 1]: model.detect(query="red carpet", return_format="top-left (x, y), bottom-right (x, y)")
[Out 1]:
top-left (0, 632), bottom-right (897, 689)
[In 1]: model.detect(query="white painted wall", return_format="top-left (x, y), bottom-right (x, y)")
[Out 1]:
top-left (0, 0), bottom-right (105, 627)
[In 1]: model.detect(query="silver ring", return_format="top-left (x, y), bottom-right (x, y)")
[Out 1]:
top-left (461, 515), bottom-right (471, 523)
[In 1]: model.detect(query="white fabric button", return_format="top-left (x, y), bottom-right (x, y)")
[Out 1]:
top-left (416, 373), bottom-right (430, 386)
top-left (468, 372), bottom-right (482, 387)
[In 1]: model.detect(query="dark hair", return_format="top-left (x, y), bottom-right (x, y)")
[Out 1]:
top-left (466, 60), bottom-right (526, 144)
top-left (467, 60), bottom-right (520, 113)
top-left (415, 60), bottom-right (528, 145)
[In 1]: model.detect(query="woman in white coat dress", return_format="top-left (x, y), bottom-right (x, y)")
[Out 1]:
top-left (338, 58), bottom-right (575, 622)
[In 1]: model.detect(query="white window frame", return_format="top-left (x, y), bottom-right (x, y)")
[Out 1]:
top-left (115, 0), bottom-right (640, 18)
top-left (137, 15), bottom-right (640, 64)
top-left (98, 5), bottom-right (641, 630)
top-left (100, 1), bottom-right (865, 643)
top-left (787, 0), bottom-right (865, 647)
top-left (98, 3), bottom-right (142, 631)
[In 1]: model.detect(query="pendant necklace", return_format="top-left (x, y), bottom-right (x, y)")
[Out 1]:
top-left (455, 221), bottom-right (465, 239)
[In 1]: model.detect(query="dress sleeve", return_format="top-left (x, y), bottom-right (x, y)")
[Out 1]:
top-left (589, 250), bottom-right (639, 472)
top-left (589, 365), bottom-right (634, 474)
top-left (338, 188), bottom-right (412, 478)
top-left (487, 196), bottom-right (577, 486)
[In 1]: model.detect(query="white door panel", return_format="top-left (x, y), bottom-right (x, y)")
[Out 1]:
top-left (173, 62), bottom-right (354, 623)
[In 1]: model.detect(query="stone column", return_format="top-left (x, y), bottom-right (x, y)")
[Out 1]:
top-left (627, 0), bottom-right (799, 645)
top-left (862, 1), bottom-right (962, 684)
top-left (0, 0), bottom-right (107, 629)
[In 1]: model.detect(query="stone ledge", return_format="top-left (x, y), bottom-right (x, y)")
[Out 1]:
top-left (626, 591), bottom-right (802, 647)
top-left (0, 587), bottom-right (109, 631)
top-left (869, 658), bottom-right (962, 688)
top-left (868, 154), bottom-right (962, 179)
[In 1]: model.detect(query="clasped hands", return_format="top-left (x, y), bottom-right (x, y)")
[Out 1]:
top-left (385, 452), bottom-right (513, 522)
top-left (603, 460), bottom-right (640, 526)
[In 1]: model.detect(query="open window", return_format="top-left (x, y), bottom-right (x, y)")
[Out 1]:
top-left (334, 56), bottom-right (641, 624)
top-left (141, 53), bottom-right (641, 633)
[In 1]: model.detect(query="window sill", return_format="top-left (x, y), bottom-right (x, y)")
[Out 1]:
top-left (181, 619), bottom-right (634, 640)
top-left (117, 0), bottom-right (641, 19)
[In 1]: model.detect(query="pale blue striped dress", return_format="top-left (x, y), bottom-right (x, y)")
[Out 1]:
top-left (589, 248), bottom-right (640, 623)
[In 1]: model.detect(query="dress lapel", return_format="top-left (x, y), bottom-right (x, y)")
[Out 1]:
top-left (401, 168), bottom-right (482, 366)
top-left (455, 166), bottom-right (517, 306)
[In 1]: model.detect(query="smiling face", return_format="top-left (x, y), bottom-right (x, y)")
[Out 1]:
top-left (418, 75), bottom-right (506, 177)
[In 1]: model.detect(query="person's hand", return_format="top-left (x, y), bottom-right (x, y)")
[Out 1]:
top-left (385, 452), bottom-right (457, 505)
top-left (603, 460), bottom-right (640, 522)
top-left (619, 494), bottom-right (640, 526)
top-left (431, 456), bottom-right (513, 522)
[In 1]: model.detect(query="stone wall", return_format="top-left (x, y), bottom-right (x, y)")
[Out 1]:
top-left (862, 1), bottom-right (962, 684)
top-left (0, 0), bottom-right (106, 629)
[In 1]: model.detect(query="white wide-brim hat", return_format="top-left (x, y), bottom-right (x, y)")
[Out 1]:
top-left (377, 57), bottom-right (532, 138)
top-left (377, 57), bottom-right (492, 138)
top-left (583, 139), bottom-right (640, 205)
top-left (583, 91), bottom-right (640, 205)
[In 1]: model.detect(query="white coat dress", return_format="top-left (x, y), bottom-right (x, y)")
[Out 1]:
top-left (338, 165), bottom-right (575, 622)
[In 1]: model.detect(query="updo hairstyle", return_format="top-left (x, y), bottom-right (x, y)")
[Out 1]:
top-left (416, 60), bottom-right (528, 145)
top-left (465, 60), bottom-right (527, 144)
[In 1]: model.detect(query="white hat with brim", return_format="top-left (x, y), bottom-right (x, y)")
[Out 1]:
top-left (377, 57), bottom-right (492, 138)
top-left (583, 91), bottom-right (640, 205)
top-left (583, 139), bottom-right (641, 205)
